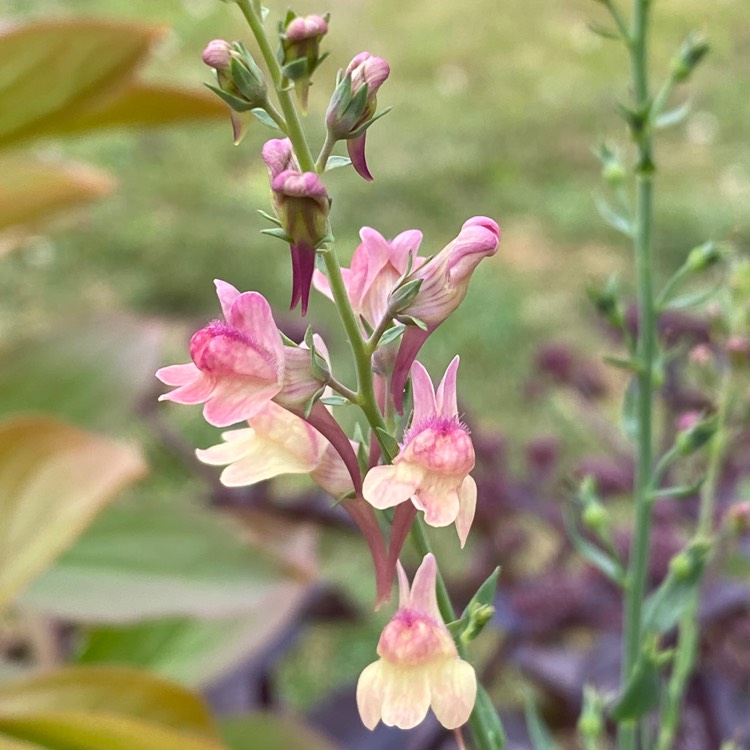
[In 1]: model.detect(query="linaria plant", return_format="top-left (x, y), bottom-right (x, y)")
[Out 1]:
top-left (156, 0), bottom-right (748, 748)
top-left (158, 1), bottom-right (504, 747)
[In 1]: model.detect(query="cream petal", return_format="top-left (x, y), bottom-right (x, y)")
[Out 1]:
top-left (380, 663), bottom-right (431, 730)
top-left (356, 661), bottom-right (385, 730)
top-left (363, 463), bottom-right (421, 510)
top-left (456, 475), bottom-right (477, 548)
top-left (429, 659), bottom-right (477, 729)
top-left (195, 428), bottom-right (256, 465)
top-left (412, 478), bottom-right (461, 528)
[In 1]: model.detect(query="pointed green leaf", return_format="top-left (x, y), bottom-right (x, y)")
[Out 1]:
top-left (524, 693), bottom-right (562, 750)
top-left (251, 107), bottom-right (281, 129)
top-left (610, 649), bottom-right (660, 721)
top-left (594, 194), bottom-right (633, 237)
top-left (324, 155), bottom-right (352, 172)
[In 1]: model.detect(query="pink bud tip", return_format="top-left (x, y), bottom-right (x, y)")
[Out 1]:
top-left (202, 39), bottom-right (232, 70)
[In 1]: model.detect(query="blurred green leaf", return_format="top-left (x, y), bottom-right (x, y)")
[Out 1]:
top-left (0, 155), bottom-right (115, 233)
top-left (0, 316), bottom-right (165, 430)
top-left (524, 693), bottom-right (561, 750)
top-left (219, 713), bottom-right (338, 750)
top-left (0, 666), bottom-right (216, 736)
top-left (76, 608), bottom-right (303, 689)
top-left (0, 19), bottom-right (163, 149)
top-left (0, 416), bottom-right (147, 609)
top-left (610, 649), bottom-right (660, 721)
top-left (0, 714), bottom-right (224, 750)
top-left (20, 496), bottom-right (309, 622)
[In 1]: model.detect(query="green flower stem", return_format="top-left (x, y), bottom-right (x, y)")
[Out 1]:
top-left (656, 369), bottom-right (733, 750)
top-left (236, 0), bottom-right (316, 172)
top-left (262, 98), bottom-right (289, 134)
top-left (236, 3), bottom-right (504, 744)
top-left (618, 1), bottom-right (657, 749)
top-left (315, 132), bottom-right (337, 173)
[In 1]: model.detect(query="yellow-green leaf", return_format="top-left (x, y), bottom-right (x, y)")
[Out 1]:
top-left (29, 82), bottom-right (227, 139)
top-left (0, 19), bottom-right (165, 148)
top-left (0, 416), bottom-right (147, 609)
top-left (0, 713), bottom-right (225, 750)
top-left (0, 154), bottom-right (115, 232)
top-left (0, 667), bottom-right (216, 736)
top-left (220, 713), bottom-right (338, 750)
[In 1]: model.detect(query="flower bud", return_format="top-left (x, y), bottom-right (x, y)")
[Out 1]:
top-left (280, 13), bottom-right (329, 111)
top-left (262, 138), bottom-right (331, 314)
top-left (675, 414), bottom-right (717, 455)
top-left (203, 40), bottom-right (267, 112)
top-left (727, 336), bottom-right (750, 366)
top-left (685, 240), bottom-right (721, 273)
top-left (725, 501), bottom-right (750, 536)
top-left (326, 52), bottom-right (390, 180)
top-left (671, 33), bottom-right (710, 83)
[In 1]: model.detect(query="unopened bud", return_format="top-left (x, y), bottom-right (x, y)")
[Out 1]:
top-left (202, 39), bottom-right (232, 70)
top-left (675, 414), bottom-right (717, 455)
top-left (672, 33), bottom-right (710, 83)
top-left (685, 241), bottom-right (721, 273)
top-left (280, 13), bottom-right (329, 110)
top-left (204, 40), bottom-right (267, 113)
top-left (726, 501), bottom-right (750, 535)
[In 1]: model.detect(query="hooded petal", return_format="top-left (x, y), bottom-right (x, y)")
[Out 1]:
top-left (356, 661), bottom-right (385, 730)
top-left (379, 662), bottom-right (431, 730)
top-left (389, 229), bottom-right (424, 270)
top-left (455, 475), bottom-right (477, 548)
top-left (428, 659), bottom-right (477, 729)
top-left (214, 279), bottom-right (241, 320)
top-left (227, 292), bottom-right (285, 368)
top-left (407, 553), bottom-right (442, 623)
top-left (363, 462), bottom-right (422, 510)
top-left (435, 356), bottom-right (460, 419)
top-left (410, 360), bottom-right (437, 429)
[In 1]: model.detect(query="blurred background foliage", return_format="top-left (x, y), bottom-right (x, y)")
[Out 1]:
top-left (1, 0), bottom-right (748, 748)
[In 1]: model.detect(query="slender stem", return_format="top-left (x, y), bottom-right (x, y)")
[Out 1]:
top-left (315, 132), bottom-right (337, 173)
top-left (327, 376), bottom-right (359, 403)
top-left (235, 0), bottom-right (316, 171)
top-left (618, 1), bottom-right (656, 749)
top-left (603, 0), bottom-right (633, 44)
top-left (656, 369), bottom-right (733, 750)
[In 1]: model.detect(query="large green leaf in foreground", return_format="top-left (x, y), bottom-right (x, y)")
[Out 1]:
top-left (0, 416), bottom-right (147, 610)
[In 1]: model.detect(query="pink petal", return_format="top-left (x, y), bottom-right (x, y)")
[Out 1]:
top-left (202, 378), bottom-right (281, 427)
top-left (357, 661), bottom-right (385, 730)
top-left (429, 659), bottom-right (477, 729)
top-left (363, 463), bottom-right (421, 510)
top-left (410, 361), bottom-right (437, 428)
top-left (389, 229), bottom-right (424, 271)
top-left (435, 356), bottom-right (460, 419)
top-left (214, 279), bottom-right (240, 320)
top-left (380, 663), bottom-right (431, 729)
top-left (227, 292), bottom-right (284, 367)
top-left (158, 369), bottom-right (215, 405)
top-left (312, 268), bottom-right (334, 301)
top-left (408, 553), bottom-right (442, 623)
top-left (347, 133), bottom-right (373, 181)
top-left (456, 475), bottom-right (477, 548)
top-left (156, 363), bottom-right (201, 387)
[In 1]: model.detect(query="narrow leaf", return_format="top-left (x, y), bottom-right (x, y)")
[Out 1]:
top-left (524, 693), bottom-right (562, 750)
top-left (564, 511), bottom-right (625, 586)
top-left (324, 155), bottom-right (352, 172)
top-left (594, 194), bottom-right (633, 236)
top-left (654, 99), bottom-right (692, 129)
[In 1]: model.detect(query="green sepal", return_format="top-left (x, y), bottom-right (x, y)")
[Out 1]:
top-left (342, 80), bottom-right (369, 122)
top-left (303, 385), bottom-right (326, 418)
top-left (389, 278), bottom-right (423, 313)
top-left (282, 57), bottom-right (310, 81)
top-left (324, 155), bottom-right (352, 171)
top-left (642, 539), bottom-right (711, 633)
top-left (320, 394), bottom-right (351, 407)
top-left (348, 106), bottom-right (393, 139)
top-left (251, 107), bottom-right (282, 130)
top-left (303, 326), bottom-right (331, 382)
top-left (257, 209), bottom-right (282, 226)
top-left (379, 323), bottom-right (406, 348)
top-left (204, 83), bottom-right (256, 112)
top-left (374, 428), bottom-right (400, 461)
top-left (397, 314), bottom-right (428, 331)
top-left (261, 227), bottom-right (292, 242)
top-left (230, 55), bottom-right (265, 103)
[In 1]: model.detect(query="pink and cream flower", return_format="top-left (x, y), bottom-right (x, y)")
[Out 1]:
top-left (195, 402), bottom-right (326, 486)
top-left (357, 553), bottom-right (476, 730)
top-left (363, 357), bottom-right (477, 547)
top-left (156, 281), bottom-right (284, 427)
top-left (313, 226), bottom-right (424, 328)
